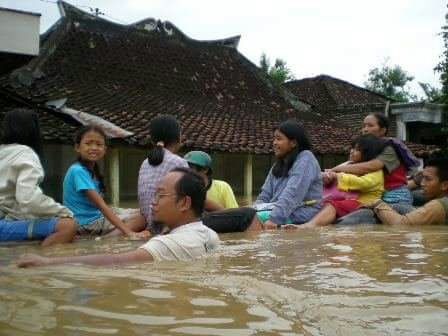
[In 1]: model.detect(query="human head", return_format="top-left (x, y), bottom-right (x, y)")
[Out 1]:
top-left (362, 113), bottom-right (389, 137)
top-left (350, 134), bottom-right (386, 163)
top-left (74, 125), bottom-right (107, 163)
top-left (147, 115), bottom-right (182, 166)
top-left (151, 167), bottom-right (206, 229)
top-left (1, 108), bottom-right (42, 156)
top-left (184, 151), bottom-right (213, 186)
top-left (421, 156), bottom-right (448, 199)
top-left (272, 120), bottom-right (312, 177)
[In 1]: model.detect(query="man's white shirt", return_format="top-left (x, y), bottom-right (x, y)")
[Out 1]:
top-left (139, 221), bottom-right (220, 261)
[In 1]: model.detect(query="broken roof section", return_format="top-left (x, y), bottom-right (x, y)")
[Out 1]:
top-left (1, 1), bottom-right (355, 154)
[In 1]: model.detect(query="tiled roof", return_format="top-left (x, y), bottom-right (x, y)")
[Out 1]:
top-left (0, 94), bottom-right (79, 143)
top-left (284, 75), bottom-right (389, 111)
top-left (0, 1), bottom-right (358, 155)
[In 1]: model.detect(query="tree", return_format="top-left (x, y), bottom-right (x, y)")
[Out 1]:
top-left (259, 53), bottom-right (295, 86)
top-left (418, 82), bottom-right (442, 102)
top-left (364, 62), bottom-right (416, 102)
top-left (435, 6), bottom-right (448, 107)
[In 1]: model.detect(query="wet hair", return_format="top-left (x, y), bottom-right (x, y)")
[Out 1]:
top-left (425, 156), bottom-right (448, 182)
top-left (171, 167), bottom-right (206, 216)
top-left (351, 134), bottom-right (387, 162)
top-left (147, 115), bottom-right (181, 166)
top-left (369, 113), bottom-right (389, 136)
top-left (74, 125), bottom-right (107, 193)
top-left (272, 120), bottom-right (312, 178)
top-left (1, 108), bottom-right (42, 157)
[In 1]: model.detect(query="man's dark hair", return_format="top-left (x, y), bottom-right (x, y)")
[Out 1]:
top-left (1, 108), bottom-right (42, 156)
top-left (272, 119), bottom-right (312, 178)
top-left (425, 156), bottom-right (448, 182)
top-left (171, 167), bottom-right (206, 216)
top-left (351, 134), bottom-right (387, 162)
top-left (370, 113), bottom-right (389, 135)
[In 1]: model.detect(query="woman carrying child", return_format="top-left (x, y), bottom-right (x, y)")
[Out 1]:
top-left (63, 126), bottom-right (147, 238)
top-left (287, 134), bottom-right (386, 229)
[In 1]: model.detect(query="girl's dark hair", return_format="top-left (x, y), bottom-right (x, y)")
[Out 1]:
top-left (370, 113), bottom-right (389, 135)
top-left (351, 134), bottom-right (386, 162)
top-left (1, 108), bottom-right (42, 157)
top-left (74, 125), bottom-right (107, 193)
top-left (147, 115), bottom-right (181, 166)
top-left (272, 120), bottom-right (312, 178)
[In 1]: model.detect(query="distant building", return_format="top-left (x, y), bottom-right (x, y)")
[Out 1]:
top-left (0, 1), bottom-right (352, 204)
top-left (284, 74), bottom-right (438, 153)
top-left (0, 7), bottom-right (40, 75)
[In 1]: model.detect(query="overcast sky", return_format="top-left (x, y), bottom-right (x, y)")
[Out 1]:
top-left (1, 0), bottom-right (445, 97)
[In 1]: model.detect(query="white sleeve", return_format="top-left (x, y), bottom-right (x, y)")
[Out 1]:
top-left (14, 151), bottom-right (72, 218)
top-left (139, 237), bottom-right (179, 261)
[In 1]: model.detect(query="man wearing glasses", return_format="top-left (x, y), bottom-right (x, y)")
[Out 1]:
top-left (17, 168), bottom-right (220, 267)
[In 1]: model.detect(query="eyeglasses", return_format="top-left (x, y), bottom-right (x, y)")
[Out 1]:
top-left (153, 192), bottom-right (177, 203)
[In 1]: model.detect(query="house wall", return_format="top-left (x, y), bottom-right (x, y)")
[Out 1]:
top-left (0, 9), bottom-right (40, 56)
top-left (40, 143), bottom-right (346, 206)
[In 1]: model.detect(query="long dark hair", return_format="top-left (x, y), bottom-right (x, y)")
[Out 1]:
top-left (1, 108), bottom-right (42, 157)
top-left (272, 120), bottom-right (312, 178)
top-left (351, 134), bottom-right (386, 162)
top-left (74, 125), bottom-right (107, 193)
top-left (147, 115), bottom-right (181, 166)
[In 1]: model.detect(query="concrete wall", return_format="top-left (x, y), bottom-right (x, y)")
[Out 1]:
top-left (40, 143), bottom-right (346, 205)
top-left (0, 8), bottom-right (40, 56)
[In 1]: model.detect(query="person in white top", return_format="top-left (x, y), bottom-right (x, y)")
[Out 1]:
top-left (17, 168), bottom-right (220, 267)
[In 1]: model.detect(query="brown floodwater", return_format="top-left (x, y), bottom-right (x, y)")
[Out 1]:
top-left (1, 225), bottom-right (447, 335)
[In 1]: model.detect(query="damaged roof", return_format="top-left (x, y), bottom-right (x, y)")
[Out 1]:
top-left (0, 2), bottom-right (372, 154)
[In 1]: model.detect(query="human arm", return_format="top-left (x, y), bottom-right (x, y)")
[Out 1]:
top-left (221, 182), bottom-right (238, 208)
top-left (17, 249), bottom-right (152, 268)
top-left (255, 168), bottom-right (274, 204)
top-left (14, 152), bottom-right (73, 218)
top-left (85, 190), bottom-right (133, 236)
top-left (372, 200), bottom-right (446, 225)
top-left (269, 152), bottom-right (319, 224)
top-left (332, 159), bottom-right (384, 176)
top-left (204, 199), bottom-right (224, 212)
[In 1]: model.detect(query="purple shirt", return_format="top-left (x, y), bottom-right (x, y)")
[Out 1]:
top-left (138, 149), bottom-right (188, 229)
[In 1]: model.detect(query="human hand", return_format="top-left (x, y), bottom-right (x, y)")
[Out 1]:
top-left (322, 170), bottom-right (337, 185)
top-left (128, 230), bottom-right (151, 241)
top-left (282, 224), bottom-right (300, 230)
top-left (17, 254), bottom-right (50, 268)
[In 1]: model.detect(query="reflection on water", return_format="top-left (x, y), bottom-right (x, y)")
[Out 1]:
top-left (1, 225), bottom-right (447, 335)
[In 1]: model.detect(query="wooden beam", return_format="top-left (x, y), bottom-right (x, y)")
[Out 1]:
top-left (244, 154), bottom-right (253, 205)
top-left (108, 147), bottom-right (120, 206)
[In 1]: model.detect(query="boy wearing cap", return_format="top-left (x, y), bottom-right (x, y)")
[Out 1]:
top-left (184, 151), bottom-right (238, 211)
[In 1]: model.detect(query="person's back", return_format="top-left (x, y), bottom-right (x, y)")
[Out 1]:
top-left (138, 149), bottom-right (188, 224)
top-left (0, 143), bottom-right (70, 220)
top-left (0, 109), bottom-right (75, 246)
top-left (207, 179), bottom-right (238, 209)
